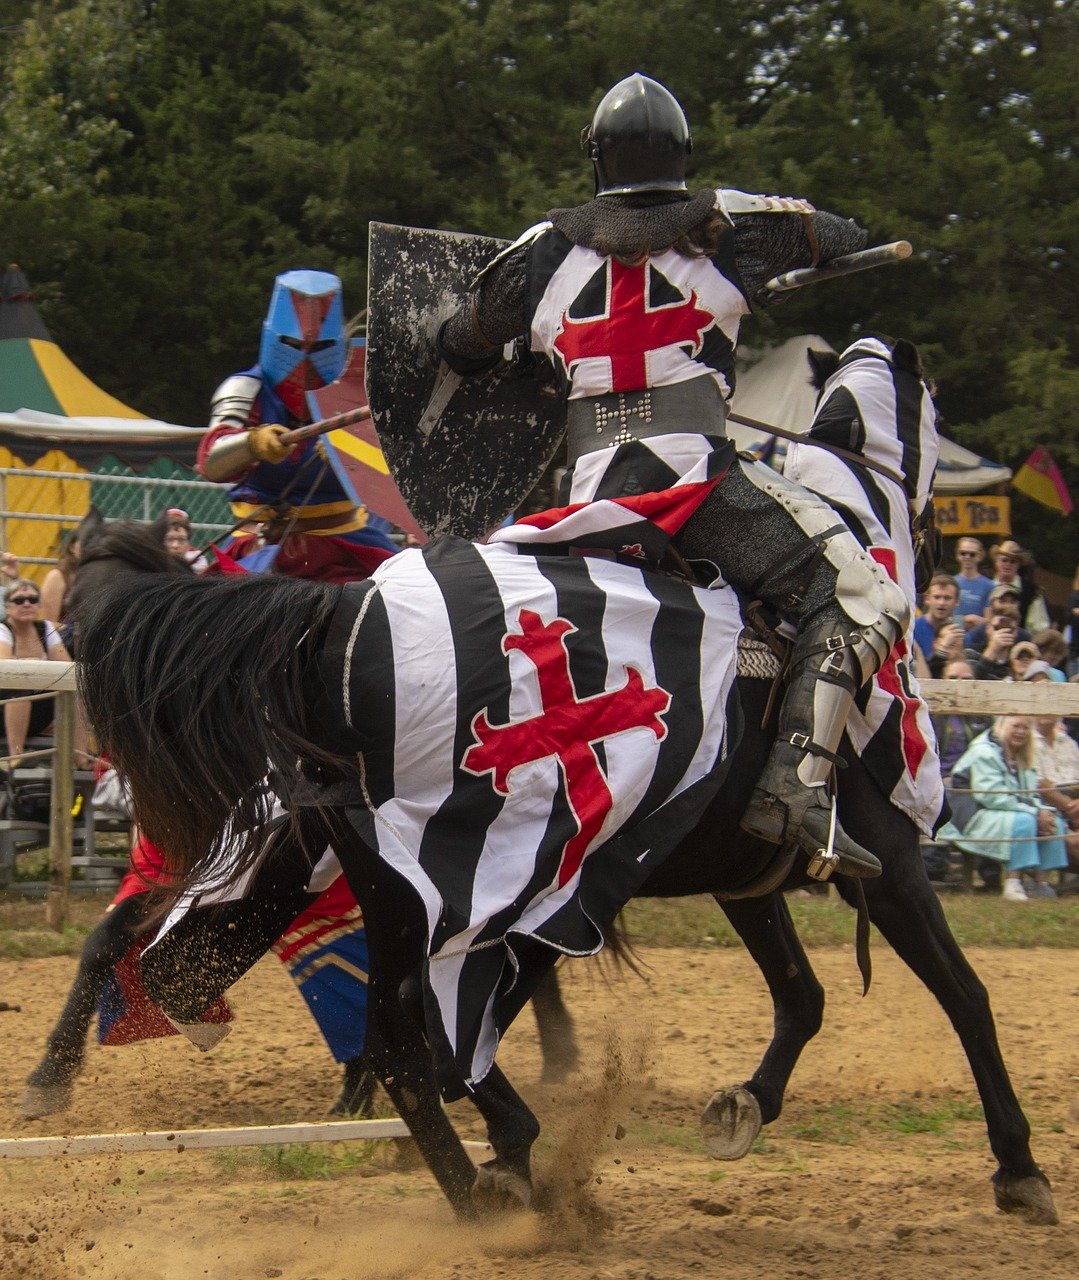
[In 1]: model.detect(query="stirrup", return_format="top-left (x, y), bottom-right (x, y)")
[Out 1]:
top-left (741, 789), bottom-right (881, 881)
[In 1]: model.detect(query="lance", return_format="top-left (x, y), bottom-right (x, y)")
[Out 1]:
top-left (764, 240), bottom-right (912, 300)
top-left (278, 404), bottom-right (373, 447)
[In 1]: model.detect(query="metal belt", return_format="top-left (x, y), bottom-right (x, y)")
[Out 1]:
top-left (566, 377), bottom-right (727, 462)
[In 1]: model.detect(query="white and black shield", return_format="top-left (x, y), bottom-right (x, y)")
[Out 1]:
top-left (366, 222), bottom-right (565, 540)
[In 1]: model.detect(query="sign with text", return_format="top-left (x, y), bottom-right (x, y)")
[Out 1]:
top-left (933, 494), bottom-right (1010, 537)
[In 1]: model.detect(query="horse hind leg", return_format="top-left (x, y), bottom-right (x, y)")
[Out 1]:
top-left (21, 896), bottom-right (148, 1119)
top-left (850, 868), bottom-right (1058, 1225)
top-left (701, 891), bottom-right (824, 1160)
top-left (531, 964), bottom-right (581, 1083)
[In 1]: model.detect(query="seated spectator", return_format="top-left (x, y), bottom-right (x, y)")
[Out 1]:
top-left (160, 508), bottom-right (209, 573)
top-left (0, 579), bottom-right (72, 766)
top-left (1019, 659), bottom-right (1055, 685)
top-left (1034, 713), bottom-right (1079, 820)
top-left (989, 539), bottom-right (1052, 633)
top-left (932, 659), bottom-right (988, 776)
top-left (1032, 628), bottom-right (1069, 682)
top-left (953, 537), bottom-right (995, 629)
top-left (1007, 640), bottom-right (1043, 682)
top-left (914, 574), bottom-right (962, 669)
top-left (938, 715), bottom-right (1069, 900)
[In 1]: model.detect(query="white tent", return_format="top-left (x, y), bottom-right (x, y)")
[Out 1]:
top-left (728, 335), bottom-right (1012, 496)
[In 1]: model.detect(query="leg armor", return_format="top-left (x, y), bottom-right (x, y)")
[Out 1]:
top-left (677, 458), bottom-right (910, 879)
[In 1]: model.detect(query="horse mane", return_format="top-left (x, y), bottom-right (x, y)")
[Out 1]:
top-left (76, 572), bottom-right (344, 914)
top-left (66, 515), bottom-right (194, 629)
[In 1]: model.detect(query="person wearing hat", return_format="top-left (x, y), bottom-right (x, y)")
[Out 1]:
top-left (990, 539), bottom-right (1052, 633)
top-left (965, 583), bottom-right (1033, 677)
top-left (1009, 642), bottom-right (1046, 682)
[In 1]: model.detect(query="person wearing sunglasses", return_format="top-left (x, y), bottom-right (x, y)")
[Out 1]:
top-left (952, 538), bottom-right (994, 630)
top-left (0, 579), bottom-right (72, 767)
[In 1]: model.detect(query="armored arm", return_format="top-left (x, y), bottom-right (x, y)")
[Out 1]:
top-left (198, 374), bottom-right (287, 481)
top-left (731, 203), bottom-right (869, 310)
top-left (437, 242), bottom-right (533, 374)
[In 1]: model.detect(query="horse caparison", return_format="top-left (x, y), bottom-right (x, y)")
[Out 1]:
top-left (71, 554), bottom-right (1057, 1226)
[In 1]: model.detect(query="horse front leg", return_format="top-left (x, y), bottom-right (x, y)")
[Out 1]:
top-left (21, 896), bottom-right (148, 1119)
top-left (468, 1064), bottom-right (541, 1211)
top-left (359, 977), bottom-right (479, 1218)
top-left (702, 891), bottom-right (824, 1159)
top-left (332, 826), bottom-right (478, 1219)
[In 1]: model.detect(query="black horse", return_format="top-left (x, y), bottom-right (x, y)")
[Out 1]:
top-left (70, 539), bottom-right (1057, 1226)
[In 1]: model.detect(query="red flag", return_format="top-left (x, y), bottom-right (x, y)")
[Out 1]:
top-left (1012, 446), bottom-right (1074, 516)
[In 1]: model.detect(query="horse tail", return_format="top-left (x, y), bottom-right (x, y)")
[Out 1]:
top-left (76, 572), bottom-right (342, 906)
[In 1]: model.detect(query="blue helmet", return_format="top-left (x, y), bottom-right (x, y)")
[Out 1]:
top-left (258, 269), bottom-right (347, 417)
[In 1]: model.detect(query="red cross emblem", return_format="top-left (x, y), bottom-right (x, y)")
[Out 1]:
top-left (869, 547), bottom-right (927, 777)
top-left (553, 261), bottom-right (716, 391)
top-left (462, 609), bottom-right (671, 887)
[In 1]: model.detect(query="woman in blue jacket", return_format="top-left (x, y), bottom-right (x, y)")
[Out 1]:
top-left (939, 716), bottom-right (1068, 900)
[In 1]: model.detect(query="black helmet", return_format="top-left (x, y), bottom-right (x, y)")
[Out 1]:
top-left (582, 73), bottom-right (692, 197)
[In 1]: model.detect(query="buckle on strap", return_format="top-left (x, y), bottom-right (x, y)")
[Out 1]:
top-left (786, 732), bottom-right (846, 769)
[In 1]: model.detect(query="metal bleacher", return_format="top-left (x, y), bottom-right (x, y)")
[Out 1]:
top-left (0, 748), bottom-right (132, 894)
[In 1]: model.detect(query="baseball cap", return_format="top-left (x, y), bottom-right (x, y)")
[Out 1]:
top-left (1021, 660), bottom-right (1053, 682)
top-left (987, 583), bottom-right (1021, 605)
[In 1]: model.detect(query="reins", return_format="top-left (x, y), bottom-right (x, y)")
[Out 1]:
top-left (728, 408), bottom-right (908, 490)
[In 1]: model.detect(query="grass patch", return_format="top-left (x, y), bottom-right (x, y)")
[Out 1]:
top-left (785, 1097), bottom-right (984, 1148)
top-left (0, 892), bottom-right (112, 959)
top-left (623, 1117), bottom-right (704, 1152)
top-left (212, 1141), bottom-right (380, 1181)
top-left (620, 892), bottom-right (1078, 950)
top-left (870, 1098), bottom-right (983, 1136)
top-left (786, 1101), bottom-right (859, 1145)
top-left (1, 883), bottom-right (1074, 961)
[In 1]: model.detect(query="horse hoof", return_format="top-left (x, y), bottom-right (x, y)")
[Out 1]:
top-left (993, 1171), bottom-right (1059, 1226)
top-left (539, 1052), bottom-right (581, 1084)
top-left (20, 1082), bottom-right (73, 1120)
top-left (471, 1161), bottom-right (533, 1214)
top-left (701, 1086), bottom-right (762, 1160)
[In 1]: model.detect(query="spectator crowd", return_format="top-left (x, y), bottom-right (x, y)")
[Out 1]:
top-left (920, 537), bottom-right (1079, 899)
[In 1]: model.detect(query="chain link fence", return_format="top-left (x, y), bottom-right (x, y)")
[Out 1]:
top-left (0, 466), bottom-right (233, 571)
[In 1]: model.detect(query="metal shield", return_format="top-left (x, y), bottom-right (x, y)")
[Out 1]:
top-left (366, 222), bottom-right (566, 540)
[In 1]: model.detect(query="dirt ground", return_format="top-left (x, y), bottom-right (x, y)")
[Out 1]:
top-left (0, 943), bottom-right (1075, 1280)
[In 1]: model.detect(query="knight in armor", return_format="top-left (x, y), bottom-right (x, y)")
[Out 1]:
top-left (198, 269), bottom-right (398, 583)
top-left (437, 73), bottom-right (910, 880)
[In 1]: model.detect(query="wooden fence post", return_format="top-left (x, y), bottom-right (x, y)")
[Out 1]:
top-left (45, 691), bottom-right (76, 931)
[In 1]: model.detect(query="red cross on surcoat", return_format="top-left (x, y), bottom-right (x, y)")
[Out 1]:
top-left (868, 547), bottom-right (927, 778)
top-left (553, 260), bottom-right (716, 392)
top-left (462, 609), bottom-right (671, 887)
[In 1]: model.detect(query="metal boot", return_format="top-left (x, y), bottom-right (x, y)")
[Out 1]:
top-left (741, 626), bottom-right (892, 880)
